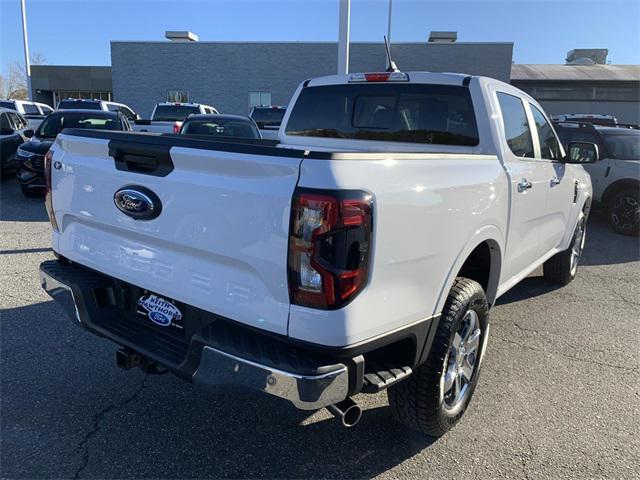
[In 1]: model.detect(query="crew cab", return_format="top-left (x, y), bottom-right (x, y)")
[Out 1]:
top-left (0, 99), bottom-right (54, 129)
top-left (40, 71), bottom-right (597, 436)
top-left (133, 102), bottom-right (218, 133)
top-left (555, 121), bottom-right (640, 235)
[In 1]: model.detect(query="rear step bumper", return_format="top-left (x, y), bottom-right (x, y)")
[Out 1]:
top-left (39, 260), bottom-right (350, 410)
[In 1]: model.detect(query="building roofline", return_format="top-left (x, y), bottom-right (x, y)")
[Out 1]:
top-left (109, 40), bottom-right (513, 46)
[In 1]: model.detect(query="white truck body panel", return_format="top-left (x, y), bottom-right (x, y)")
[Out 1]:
top-left (47, 72), bottom-right (592, 348)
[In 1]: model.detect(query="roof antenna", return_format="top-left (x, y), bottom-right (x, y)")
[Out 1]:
top-left (384, 35), bottom-right (399, 72)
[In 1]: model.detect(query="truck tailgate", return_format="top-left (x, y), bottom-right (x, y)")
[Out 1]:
top-left (50, 132), bottom-right (304, 335)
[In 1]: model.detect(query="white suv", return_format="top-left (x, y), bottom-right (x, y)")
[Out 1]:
top-left (56, 99), bottom-right (139, 121)
top-left (0, 99), bottom-right (54, 129)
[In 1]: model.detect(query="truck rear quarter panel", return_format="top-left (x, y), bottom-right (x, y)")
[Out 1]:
top-left (290, 154), bottom-right (508, 346)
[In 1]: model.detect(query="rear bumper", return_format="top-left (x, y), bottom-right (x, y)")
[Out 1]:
top-left (39, 260), bottom-right (350, 410)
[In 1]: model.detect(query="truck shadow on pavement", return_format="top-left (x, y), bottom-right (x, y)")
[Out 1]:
top-left (1, 300), bottom-right (436, 479)
top-left (581, 212), bottom-right (640, 266)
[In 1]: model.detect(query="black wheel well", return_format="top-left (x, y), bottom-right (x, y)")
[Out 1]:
top-left (458, 242), bottom-right (493, 296)
top-left (602, 179), bottom-right (640, 207)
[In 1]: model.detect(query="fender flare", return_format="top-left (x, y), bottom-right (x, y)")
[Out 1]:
top-left (432, 224), bottom-right (504, 315)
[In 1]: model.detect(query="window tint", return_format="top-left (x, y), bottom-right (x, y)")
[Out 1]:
top-left (57, 100), bottom-right (101, 110)
top-left (8, 112), bottom-right (25, 129)
top-left (37, 112), bottom-right (121, 138)
top-left (23, 103), bottom-right (40, 115)
top-left (600, 131), bottom-right (640, 160)
top-left (530, 105), bottom-right (561, 160)
top-left (497, 92), bottom-right (534, 158)
top-left (250, 107), bottom-right (286, 127)
top-left (152, 105), bottom-right (199, 121)
top-left (120, 107), bottom-right (136, 120)
top-left (0, 101), bottom-right (15, 110)
top-left (0, 113), bottom-right (11, 130)
top-left (286, 84), bottom-right (479, 146)
top-left (106, 103), bottom-right (120, 112)
top-left (182, 119), bottom-right (260, 139)
top-left (39, 105), bottom-right (53, 114)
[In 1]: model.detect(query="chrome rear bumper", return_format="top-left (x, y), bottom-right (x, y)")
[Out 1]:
top-left (193, 346), bottom-right (349, 410)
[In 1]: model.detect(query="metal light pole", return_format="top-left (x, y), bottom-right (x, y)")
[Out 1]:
top-left (337, 0), bottom-right (350, 75)
top-left (386, 0), bottom-right (393, 70)
top-left (20, 0), bottom-right (32, 100)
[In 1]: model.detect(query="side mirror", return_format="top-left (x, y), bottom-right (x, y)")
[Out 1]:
top-left (24, 129), bottom-right (35, 138)
top-left (564, 141), bottom-right (599, 164)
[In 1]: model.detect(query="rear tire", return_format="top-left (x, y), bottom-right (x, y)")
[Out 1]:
top-left (607, 189), bottom-right (639, 236)
top-left (387, 277), bottom-right (489, 437)
top-left (543, 213), bottom-right (586, 285)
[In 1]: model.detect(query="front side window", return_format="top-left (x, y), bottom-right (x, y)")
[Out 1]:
top-left (530, 105), bottom-right (561, 160)
top-left (0, 113), bottom-right (11, 130)
top-left (39, 105), bottom-right (54, 114)
top-left (497, 92), bottom-right (534, 158)
top-left (286, 83), bottom-right (479, 146)
top-left (8, 113), bottom-right (25, 130)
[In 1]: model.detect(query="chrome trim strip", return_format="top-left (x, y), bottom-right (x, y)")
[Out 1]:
top-left (39, 269), bottom-right (81, 323)
top-left (193, 346), bottom-right (349, 410)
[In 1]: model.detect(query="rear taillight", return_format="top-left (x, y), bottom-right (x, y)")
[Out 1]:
top-left (44, 149), bottom-right (59, 232)
top-left (348, 72), bottom-right (409, 82)
top-left (173, 122), bottom-right (181, 133)
top-left (288, 188), bottom-right (373, 310)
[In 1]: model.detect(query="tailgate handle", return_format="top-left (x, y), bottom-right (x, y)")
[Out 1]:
top-left (109, 140), bottom-right (174, 177)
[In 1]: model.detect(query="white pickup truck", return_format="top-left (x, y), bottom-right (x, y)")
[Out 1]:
top-left (40, 71), bottom-right (597, 436)
top-left (132, 102), bottom-right (219, 133)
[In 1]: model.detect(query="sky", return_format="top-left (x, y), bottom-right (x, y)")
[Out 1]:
top-left (1, 0), bottom-right (639, 76)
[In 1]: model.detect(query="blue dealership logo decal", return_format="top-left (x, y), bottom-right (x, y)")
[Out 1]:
top-left (137, 294), bottom-right (182, 327)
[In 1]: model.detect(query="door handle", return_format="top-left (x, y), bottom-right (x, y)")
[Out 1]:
top-left (550, 177), bottom-right (561, 186)
top-left (517, 179), bottom-right (533, 192)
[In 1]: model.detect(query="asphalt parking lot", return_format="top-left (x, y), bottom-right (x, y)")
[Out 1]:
top-left (1, 176), bottom-right (639, 480)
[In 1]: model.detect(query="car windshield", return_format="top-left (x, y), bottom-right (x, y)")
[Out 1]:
top-left (286, 83), bottom-right (479, 146)
top-left (181, 119), bottom-right (260, 139)
top-left (600, 131), bottom-right (640, 160)
top-left (152, 105), bottom-right (200, 121)
top-left (37, 113), bottom-right (120, 138)
top-left (251, 108), bottom-right (286, 127)
top-left (57, 100), bottom-right (102, 110)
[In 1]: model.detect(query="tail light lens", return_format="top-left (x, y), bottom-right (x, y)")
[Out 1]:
top-left (173, 122), bottom-right (181, 133)
top-left (44, 149), bottom-right (59, 232)
top-left (288, 188), bottom-right (373, 310)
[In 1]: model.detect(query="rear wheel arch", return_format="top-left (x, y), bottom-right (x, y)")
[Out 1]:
top-left (602, 179), bottom-right (640, 207)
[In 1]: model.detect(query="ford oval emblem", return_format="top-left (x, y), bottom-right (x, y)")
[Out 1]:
top-left (113, 186), bottom-right (162, 220)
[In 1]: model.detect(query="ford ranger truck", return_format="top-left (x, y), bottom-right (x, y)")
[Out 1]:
top-left (40, 72), bottom-right (597, 436)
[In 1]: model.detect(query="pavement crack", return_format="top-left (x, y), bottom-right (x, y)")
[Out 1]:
top-left (511, 320), bottom-right (538, 334)
top-left (518, 431), bottom-right (535, 480)
top-left (73, 374), bottom-right (148, 479)
top-left (493, 335), bottom-right (638, 373)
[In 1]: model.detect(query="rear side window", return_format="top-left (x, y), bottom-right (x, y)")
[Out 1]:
top-left (39, 105), bottom-right (53, 114)
top-left (0, 101), bottom-right (15, 110)
top-left (497, 92), bottom-right (534, 158)
top-left (152, 105), bottom-right (199, 121)
top-left (23, 103), bottom-right (40, 115)
top-left (285, 83), bottom-right (479, 146)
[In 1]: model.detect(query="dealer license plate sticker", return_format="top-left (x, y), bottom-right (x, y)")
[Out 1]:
top-left (136, 293), bottom-right (183, 328)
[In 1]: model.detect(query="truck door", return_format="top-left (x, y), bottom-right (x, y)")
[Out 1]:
top-left (527, 104), bottom-right (577, 256)
top-left (496, 92), bottom-right (549, 281)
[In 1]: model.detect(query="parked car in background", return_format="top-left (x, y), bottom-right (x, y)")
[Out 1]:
top-left (551, 113), bottom-right (618, 126)
top-left (555, 121), bottom-right (640, 235)
top-left (0, 99), bottom-right (54, 129)
top-left (56, 99), bottom-right (139, 121)
top-left (249, 105), bottom-right (286, 139)
top-left (40, 71), bottom-right (597, 437)
top-left (0, 107), bottom-right (33, 174)
top-left (133, 102), bottom-right (218, 134)
top-left (16, 109), bottom-right (131, 197)
top-left (180, 114), bottom-right (261, 140)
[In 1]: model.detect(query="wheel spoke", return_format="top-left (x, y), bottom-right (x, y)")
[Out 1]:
top-left (452, 332), bottom-right (462, 351)
top-left (462, 311), bottom-right (478, 343)
top-left (444, 369), bottom-right (456, 393)
top-left (460, 361), bottom-right (474, 382)
top-left (453, 371), bottom-right (462, 399)
top-left (465, 328), bottom-right (481, 355)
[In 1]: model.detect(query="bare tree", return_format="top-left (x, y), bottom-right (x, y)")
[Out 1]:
top-left (1, 53), bottom-right (47, 99)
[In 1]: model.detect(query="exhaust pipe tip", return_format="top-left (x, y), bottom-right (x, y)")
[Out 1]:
top-left (327, 398), bottom-right (362, 428)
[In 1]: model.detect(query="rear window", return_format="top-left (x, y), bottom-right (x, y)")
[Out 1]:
top-left (285, 83), bottom-right (479, 146)
top-left (182, 119), bottom-right (259, 139)
top-left (251, 108), bottom-right (286, 127)
top-left (152, 105), bottom-right (199, 121)
top-left (23, 103), bottom-right (40, 115)
top-left (0, 101), bottom-right (16, 110)
top-left (57, 100), bottom-right (101, 110)
top-left (37, 113), bottom-right (120, 138)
